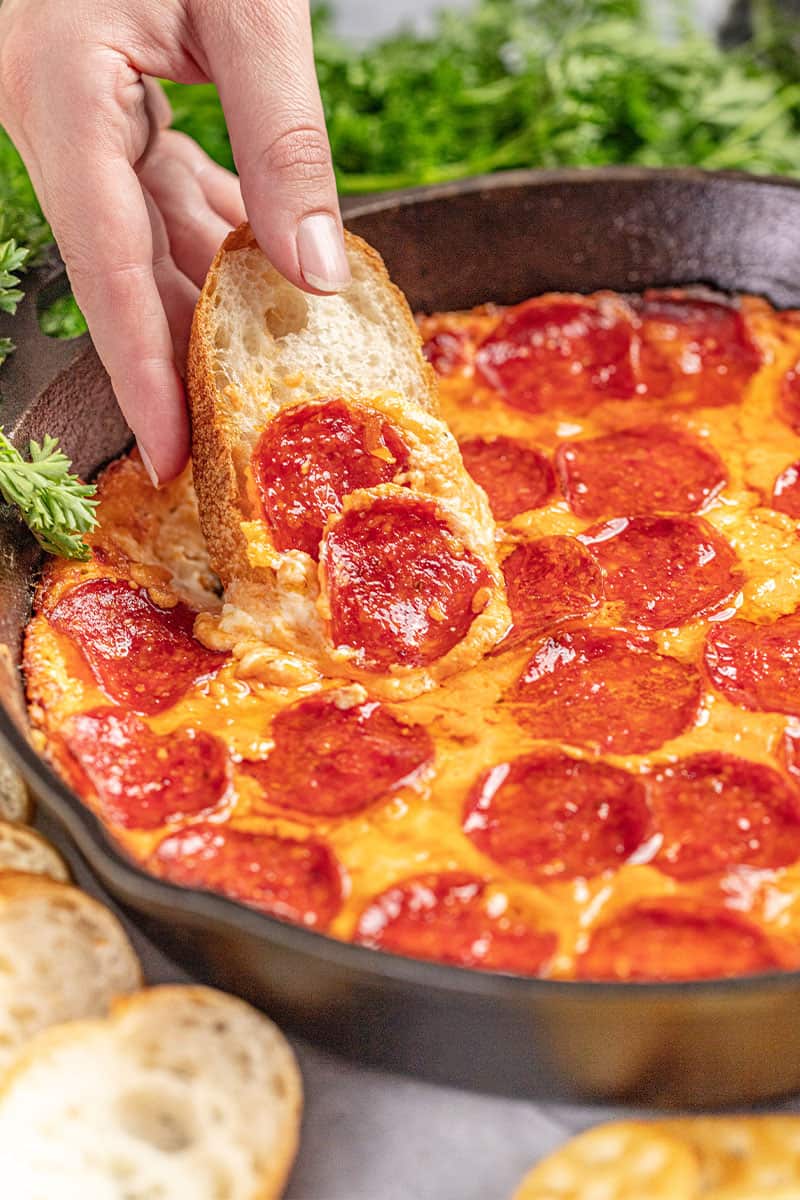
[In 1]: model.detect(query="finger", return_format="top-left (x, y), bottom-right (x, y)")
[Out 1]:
top-left (42, 147), bottom-right (190, 486)
top-left (142, 76), bottom-right (172, 131)
top-left (164, 129), bottom-right (246, 228)
top-left (143, 188), bottom-right (199, 368)
top-left (192, 0), bottom-right (351, 295)
top-left (135, 76), bottom-right (174, 169)
top-left (140, 141), bottom-right (233, 286)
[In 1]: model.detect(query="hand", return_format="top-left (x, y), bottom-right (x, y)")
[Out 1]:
top-left (0, 0), bottom-right (350, 485)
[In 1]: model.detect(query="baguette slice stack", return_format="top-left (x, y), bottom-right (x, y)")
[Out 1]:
top-left (188, 226), bottom-right (509, 700)
top-left (0, 986), bottom-right (302, 1200)
top-left (0, 769), bottom-right (303, 1199)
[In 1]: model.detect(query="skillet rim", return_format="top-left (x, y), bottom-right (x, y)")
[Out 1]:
top-left (4, 163), bottom-right (800, 1002)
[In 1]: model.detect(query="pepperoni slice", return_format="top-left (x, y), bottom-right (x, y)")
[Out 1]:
top-left (576, 899), bottom-right (780, 981)
top-left (252, 399), bottom-right (410, 559)
top-left (422, 327), bottom-right (471, 376)
top-left (151, 823), bottom-right (342, 929)
top-left (321, 496), bottom-right (493, 670)
top-left (636, 291), bottom-right (760, 406)
top-left (496, 537), bottom-right (603, 653)
top-left (49, 579), bottom-right (225, 714)
top-left (556, 427), bottom-right (726, 520)
top-left (772, 461), bottom-right (800, 518)
top-left (650, 751), bottom-right (800, 880)
top-left (579, 516), bottom-right (740, 629)
top-left (778, 364), bottom-right (800, 432)
top-left (61, 707), bottom-right (229, 830)
top-left (511, 628), bottom-right (701, 754)
top-left (464, 753), bottom-right (650, 883)
top-left (241, 692), bottom-right (433, 816)
top-left (354, 872), bottom-right (556, 974)
top-left (475, 295), bottom-right (637, 413)
top-left (459, 436), bottom-right (555, 521)
top-left (705, 611), bottom-right (800, 716)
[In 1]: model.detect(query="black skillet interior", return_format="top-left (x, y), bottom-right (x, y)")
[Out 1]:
top-left (3, 168), bottom-right (800, 1109)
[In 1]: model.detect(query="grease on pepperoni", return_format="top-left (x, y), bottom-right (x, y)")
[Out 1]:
top-left (511, 628), bottom-right (701, 754)
top-left (252, 399), bottom-right (410, 559)
top-left (496, 537), bottom-right (603, 653)
top-left (459, 436), bottom-right (555, 521)
top-left (61, 707), bottom-right (229, 830)
top-left (556, 427), bottom-right (726, 520)
top-left (151, 823), bottom-right (342, 929)
top-left (705, 611), bottom-right (800, 717)
top-left (651, 751), bottom-right (800, 880)
top-left (321, 496), bottom-right (493, 670)
top-left (464, 753), bottom-right (650, 883)
top-left (779, 363), bottom-right (800, 434)
top-left (422, 327), bottom-right (471, 376)
top-left (475, 295), bottom-right (637, 413)
top-left (636, 291), bottom-right (761, 406)
top-left (576, 899), bottom-right (780, 981)
top-left (241, 692), bottom-right (433, 817)
top-left (49, 579), bottom-right (225, 714)
top-left (355, 872), bottom-right (556, 974)
top-left (580, 516), bottom-right (740, 629)
top-left (772, 461), bottom-right (800, 518)
top-left (782, 727), bottom-right (800, 779)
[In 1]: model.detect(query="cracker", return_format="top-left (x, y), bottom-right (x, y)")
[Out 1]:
top-left (659, 1117), bottom-right (800, 1196)
top-left (513, 1121), bottom-right (701, 1200)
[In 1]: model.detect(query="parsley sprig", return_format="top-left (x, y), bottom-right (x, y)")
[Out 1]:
top-left (0, 238), bottom-right (29, 366)
top-left (0, 430), bottom-right (97, 560)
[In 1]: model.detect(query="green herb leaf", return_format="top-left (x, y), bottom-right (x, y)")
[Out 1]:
top-left (0, 429), bottom-right (98, 560)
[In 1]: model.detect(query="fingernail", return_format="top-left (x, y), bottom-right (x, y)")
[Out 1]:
top-left (297, 213), bottom-right (351, 293)
top-left (138, 443), bottom-right (160, 489)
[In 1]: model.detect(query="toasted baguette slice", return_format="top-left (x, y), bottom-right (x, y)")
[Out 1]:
top-left (0, 756), bottom-right (33, 824)
top-left (189, 225), bottom-right (509, 700)
top-left (0, 820), bottom-right (68, 881)
top-left (0, 873), bottom-right (140, 1070)
top-left (0, 985), bottom-right (302, 1200)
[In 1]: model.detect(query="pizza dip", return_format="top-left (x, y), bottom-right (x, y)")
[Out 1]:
top-left (23, 287), bottom-right (800, 982)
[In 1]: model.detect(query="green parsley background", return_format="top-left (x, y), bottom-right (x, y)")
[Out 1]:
top-left (3, 0), bottom-right (800, 351)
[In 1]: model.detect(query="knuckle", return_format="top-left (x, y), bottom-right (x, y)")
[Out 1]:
top-left (259, 124), bottom-right (333, 187)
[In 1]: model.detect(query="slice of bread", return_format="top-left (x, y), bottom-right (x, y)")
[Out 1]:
top-left (188, 226), bottom-right (509, 700)
top-left (0, 820), bottom-right (68, 881)
top-left (0, 756), bottom-right (33, 824)
top-left (0, 985), bottom-right (302, 1200)
top-left (0, 873), bottom-right (140, 1070)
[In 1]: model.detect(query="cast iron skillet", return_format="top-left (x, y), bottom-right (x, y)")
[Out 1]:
top-left (3, 167), bottom-right (800, 1109)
